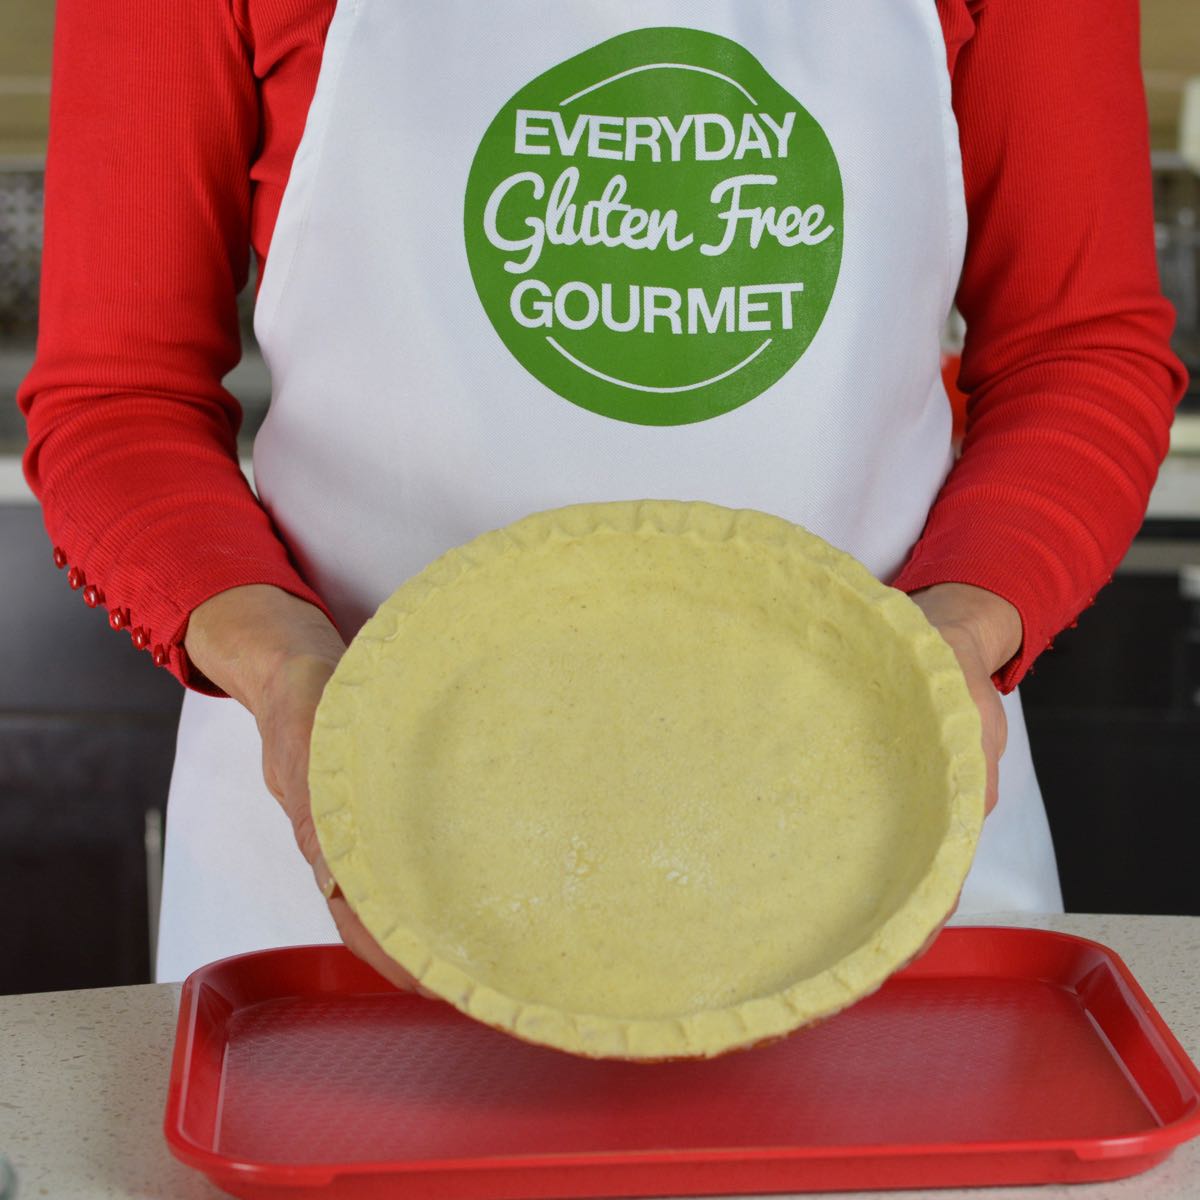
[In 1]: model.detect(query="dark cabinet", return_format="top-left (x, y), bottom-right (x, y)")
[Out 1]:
top-left (1020, 520), bottom-right (1200, 916)
top-left (1, 505), bottom-right (182, 994)
top-left (0, 715), bottom-right (176, 993)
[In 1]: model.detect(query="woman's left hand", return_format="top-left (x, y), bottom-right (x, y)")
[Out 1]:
top-left (903, 581), bottom-right (1023, 950)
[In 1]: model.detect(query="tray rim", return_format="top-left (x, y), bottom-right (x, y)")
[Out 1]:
top-left (162, 925), bottom-right (1200, 1186)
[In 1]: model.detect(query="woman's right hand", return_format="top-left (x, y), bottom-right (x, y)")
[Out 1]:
top-left (184, 584), bottom-right (435, 996)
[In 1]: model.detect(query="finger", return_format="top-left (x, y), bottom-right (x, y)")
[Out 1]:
top-left (993, 695), bottom-right (1009, 759)
top-left (278, 725), bottom-right (322, 867)
top-left (984, 747), bottom-right (999, 817)
top-left (292, 802), bottom-right (322, 868)
top-left (984, 696), bottom-right (1003, 816)
top-left (262, 732), bottom-right (312, 829)
top-left (967, 676), bottom-right (1003, 817)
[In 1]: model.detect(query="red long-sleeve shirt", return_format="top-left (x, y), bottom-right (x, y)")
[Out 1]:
top-left (16, 0), bottom-right (1188, 697)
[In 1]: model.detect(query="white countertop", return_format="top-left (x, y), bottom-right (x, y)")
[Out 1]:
top-left (1, 912), bottom-right (1198, 1200)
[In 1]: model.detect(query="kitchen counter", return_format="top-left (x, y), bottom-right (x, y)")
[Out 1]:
top-left (1, 913), bottom-right (1198, 1200)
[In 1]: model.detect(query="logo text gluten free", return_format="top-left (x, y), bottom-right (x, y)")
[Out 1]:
top-left (464, 28), bottom-right (843, 425)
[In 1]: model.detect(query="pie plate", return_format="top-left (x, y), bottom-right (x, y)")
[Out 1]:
top-left (307, 499), bottom-right (986, 1059)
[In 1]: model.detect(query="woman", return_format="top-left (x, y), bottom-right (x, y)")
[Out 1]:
top-left (18, 0), bottom-right (1187, 986)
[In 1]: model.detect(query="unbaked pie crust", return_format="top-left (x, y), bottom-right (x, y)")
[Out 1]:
top-left (309, 500), bottom-right (985, 1059)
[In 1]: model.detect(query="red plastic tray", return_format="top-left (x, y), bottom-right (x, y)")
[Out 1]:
top-left (164, 927), bottom-right (1200, 1198)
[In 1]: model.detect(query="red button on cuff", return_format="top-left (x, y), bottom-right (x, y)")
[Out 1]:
top-left (67, 566), bottom-right (85, 590)
top-left (152, 645), bottom-right (169, 668)
top-left (131, 627), bottom-right (150, 650)
top-left (109, 607), bottom-right (130, 631)
top-left (52, 546), bottom-right (67, 569)
top-left (82, 584), bottom-right (105, 608)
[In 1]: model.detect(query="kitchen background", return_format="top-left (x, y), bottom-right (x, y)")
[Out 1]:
top-left (2, 3), bottom-right (1198, 996)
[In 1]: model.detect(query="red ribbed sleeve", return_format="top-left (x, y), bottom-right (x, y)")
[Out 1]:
top-left (16, 0), bottom-right (1188, 698)
top-left (893, 0), bottom-right (1189, 689)
top-left (16, 0), bottom-right (337, 696)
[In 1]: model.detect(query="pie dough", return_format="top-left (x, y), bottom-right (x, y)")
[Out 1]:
top-left (309, 500), bottom-right (985, 1059)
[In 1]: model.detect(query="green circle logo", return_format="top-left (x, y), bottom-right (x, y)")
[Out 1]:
top-left (464, 27), bottom-right (843, 426)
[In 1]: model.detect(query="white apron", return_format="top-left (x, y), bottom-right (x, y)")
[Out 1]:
top-left (156, 0), bottom-right (1062, 984)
